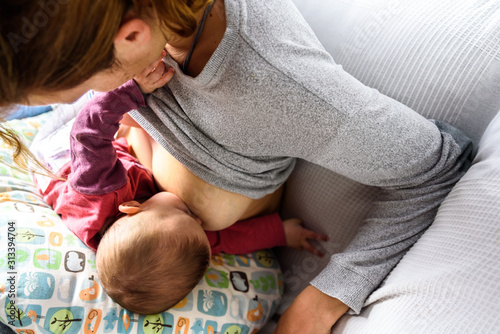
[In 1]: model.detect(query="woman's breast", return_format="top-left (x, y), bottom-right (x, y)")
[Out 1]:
top-left (126, 125), bottom-right (282, 230)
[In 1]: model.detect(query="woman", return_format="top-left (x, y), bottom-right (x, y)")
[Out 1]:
top-left (0, 0), bottom-right (472, 332)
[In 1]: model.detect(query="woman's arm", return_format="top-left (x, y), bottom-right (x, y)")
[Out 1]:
top-left (274, 285), bottom-right (349, 334)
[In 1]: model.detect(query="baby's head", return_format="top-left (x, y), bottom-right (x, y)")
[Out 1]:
top-left (96, 192), bottom-right (210, 314)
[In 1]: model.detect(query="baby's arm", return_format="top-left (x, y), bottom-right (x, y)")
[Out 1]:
top-left (68, 80), bottom-right (147, 194)
top-left (69, 52), bottom-right (174, 193)
top-left (207, 213), bottom-right (327, 255)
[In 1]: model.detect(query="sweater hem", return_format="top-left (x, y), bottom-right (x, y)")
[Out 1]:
top-left (310, 261), bottom-right (376, 314)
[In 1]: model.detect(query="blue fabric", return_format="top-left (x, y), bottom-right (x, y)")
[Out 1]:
top-left (6, 105), bottom-right (52, 120)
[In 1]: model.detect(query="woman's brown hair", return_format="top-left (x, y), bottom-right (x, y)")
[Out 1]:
top-left (0, 0), bottom-right (210, 170)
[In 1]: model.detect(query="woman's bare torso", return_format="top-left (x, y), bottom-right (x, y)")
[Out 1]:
top-left (119, 124), bottom-right (282, 231)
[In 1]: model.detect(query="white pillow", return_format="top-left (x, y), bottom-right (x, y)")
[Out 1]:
top-left (292, 0), bottom-right (500, 145)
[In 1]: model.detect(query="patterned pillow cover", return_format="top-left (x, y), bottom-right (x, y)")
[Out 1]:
top-left (0, 112), bottom-right (283, 334)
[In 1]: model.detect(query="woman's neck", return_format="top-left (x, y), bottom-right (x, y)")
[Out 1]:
top-left (165, 0), bottom-right (226, 77)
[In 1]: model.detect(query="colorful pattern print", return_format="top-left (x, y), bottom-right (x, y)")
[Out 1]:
top-left (0, 112), bottom-right (283, 333)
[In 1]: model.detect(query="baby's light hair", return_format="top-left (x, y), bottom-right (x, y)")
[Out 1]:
top-left (96, 210), bottom-right (210, 314)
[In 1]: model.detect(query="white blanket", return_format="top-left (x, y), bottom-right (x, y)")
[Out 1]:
top-left (30, 93), bottom-right (92, 192)
top-left (334, 110), bottom-right (500, 333)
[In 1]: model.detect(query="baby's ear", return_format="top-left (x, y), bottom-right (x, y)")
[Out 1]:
top-left (118, 201), bottom-right (142, 215)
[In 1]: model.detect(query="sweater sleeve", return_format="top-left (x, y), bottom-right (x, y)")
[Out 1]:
top-left (244, 14), bottom-right (475, 313)
top-left (206, 212), bottom-right (287, 254)
top-left (69, 79), bottom-right (146, 195)
top-left (241, 16), bottom-right (475, 312)
top-left (301, 85), bottom-right (474, 314)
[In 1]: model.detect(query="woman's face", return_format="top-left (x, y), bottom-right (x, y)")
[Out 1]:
top-left (28, 18), bottom-right (168, 105)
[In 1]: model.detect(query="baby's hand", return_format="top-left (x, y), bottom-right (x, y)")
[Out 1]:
top-left (134, 50), bottom-right (174, 94)
top-left (283, 218), bottom-right (329, 257)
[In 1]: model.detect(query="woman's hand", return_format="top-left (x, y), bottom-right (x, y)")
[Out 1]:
top-left (134, 50), bottom-right (174, 94)
top-left (274, 285), bottom-right (349, 334)
top-left (283, 218), bottom-right (328, 257)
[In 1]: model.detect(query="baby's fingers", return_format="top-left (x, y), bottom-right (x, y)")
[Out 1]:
top-left (301, 240), bottom-right (325, 257)
top-left (153, 63), bottom-right (175, 86)
top-left (303, 228), bottom-right (329, 242)
top-left (145, 61), bottom-right (174, 85)
top-left (136, 59), bottom-right (174, 93)
top-left (142, 50), bottom-right (167, 75)
top-left (300, 228), bottom-right (328, 257)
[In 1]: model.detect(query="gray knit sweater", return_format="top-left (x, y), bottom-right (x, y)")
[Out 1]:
top-left (130, 0), bottom-right (472, 313)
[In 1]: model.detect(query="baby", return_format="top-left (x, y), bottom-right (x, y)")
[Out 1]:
top-left (34, 54), bottom-right (327, 314)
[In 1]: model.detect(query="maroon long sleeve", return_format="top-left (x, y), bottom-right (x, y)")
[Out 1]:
top-left (206, 212), bottom-right (287, 254)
